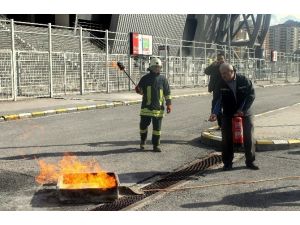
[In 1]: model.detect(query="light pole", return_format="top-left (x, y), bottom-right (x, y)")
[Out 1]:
top-left (228, 14), bottom-right (232, 63)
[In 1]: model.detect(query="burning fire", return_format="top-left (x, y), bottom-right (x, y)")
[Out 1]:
top-left (111, 61), bottom-right (118, 68)
top-left (36, 154), bottom-right (117, 189)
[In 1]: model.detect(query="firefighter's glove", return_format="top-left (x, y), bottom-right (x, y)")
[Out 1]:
top-left (135, 86), bottom-right (143, 95)
top-left (167, 105), bottom-right (172, 114)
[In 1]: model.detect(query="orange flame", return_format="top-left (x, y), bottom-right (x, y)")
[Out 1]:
top-left (35, 154), bottom-right (117, 189)
top-left (111, 61), bottom-right (118, 68)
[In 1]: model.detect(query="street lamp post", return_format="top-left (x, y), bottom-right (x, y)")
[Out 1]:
top-left (228, 14), bottom-right (231, 63)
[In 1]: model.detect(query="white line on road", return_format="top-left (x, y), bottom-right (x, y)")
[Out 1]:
top-left (254, 102), bottom-right (300, 117)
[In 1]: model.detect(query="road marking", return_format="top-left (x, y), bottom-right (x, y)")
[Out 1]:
top-left (105, 102), bottom-right (114, 107)
top-left (254, 102), bottom-right (300, 118)
top-left (3, 114), bottom-right (19, 120)
top-left (257, 140), bottom-right (274, 145)
top-left (77, 106), bottom-right (88, 111)
top-left (1, 93), bottom-right (298, 124)
top-left (43, 110), bottom-right (56, 115)
top-left (113, 102), bottom-right (124, 107)
top-left (288, 139), bottom-right (300, 144)
top-left (18, 113), bottom-right (32, 118)
top-left (273, 140), bottom-right (289, 144)
top-left (86, 105), bottom-right (96, 110)
top-left (65, 107), bottom-right (78, 112)
top-left (31, 112), bottom-right (45, 117)
top-left (96, 104), bottom-right (107, 109)
top-left (255, 106), bottom-right (290, 117)
top-left (55, 108), bottom-right (68, 114)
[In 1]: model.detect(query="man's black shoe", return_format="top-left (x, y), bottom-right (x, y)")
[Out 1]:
top-left (246, 163), bottom-right (259, 170)
top-left (223, 164), bottom-right (232, 171)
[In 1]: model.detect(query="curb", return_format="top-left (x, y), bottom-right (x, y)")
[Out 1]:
top-left (200, 129), bottom-right (300, 151)
top-left (0, 92), bottom-right (208, 122)
top-left (256, 82), bottom-right (300, 88)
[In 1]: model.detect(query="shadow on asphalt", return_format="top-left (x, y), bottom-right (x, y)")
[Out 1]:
top-left (288, 150), bottom-right (300, 155)
top-left (181, 186), bottom-right (300, 209)
top-left (0, 138), bottom-right (205, 160)
top-left (256, 124), bottom-right (300, 128)
top-left (30, 188), bottom-right (89, 208)
top-left (0, 138), bottom-right (202, 150)
top-left (0, 148), bottom-right (145, 160)
top-left (202, 166), bottom-right (248, 176)
top-left (0, 140), bottom-right (141, 150)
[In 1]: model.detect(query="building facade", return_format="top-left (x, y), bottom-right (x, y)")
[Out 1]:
top-left (269, 20), bottom-right (300, 53)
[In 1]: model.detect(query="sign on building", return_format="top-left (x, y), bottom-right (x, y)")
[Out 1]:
top-left (130, 32), bottom-right (153, 56)
top-left (271, 50), bottom-right (278, 62)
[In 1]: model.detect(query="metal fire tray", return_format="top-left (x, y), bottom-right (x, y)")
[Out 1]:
top-left (57, 172), bottom-right (119, 204)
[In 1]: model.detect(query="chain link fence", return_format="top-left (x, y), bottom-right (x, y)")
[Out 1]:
top-left (0, 18), bottom-right (300, 101)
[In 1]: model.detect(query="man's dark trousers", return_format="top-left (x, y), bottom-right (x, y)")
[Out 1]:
top-left (140, 116), bottom-right (162, 146)
top-left (212, 90), bottom-right (222, 127)
top-left (221, 115), bottom-right (255, 166)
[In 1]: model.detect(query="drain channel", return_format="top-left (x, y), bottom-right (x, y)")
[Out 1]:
top-left (90, 154), bottom-right (222, 211)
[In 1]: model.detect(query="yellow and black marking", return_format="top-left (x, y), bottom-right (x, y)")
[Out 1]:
top-left (201, 127), bottom-right (300, 151)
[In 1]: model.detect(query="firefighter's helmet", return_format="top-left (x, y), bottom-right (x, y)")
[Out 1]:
top-left (149, 57), bottom-right (162, 67)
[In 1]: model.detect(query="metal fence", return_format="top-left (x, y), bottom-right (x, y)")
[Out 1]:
top-left (0, 18), bottom-right (300, 101)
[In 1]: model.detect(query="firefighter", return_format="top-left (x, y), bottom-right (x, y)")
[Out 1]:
top-left (208, 63), bottom-right (259, 171)
top-left (135, 57), bottom-right (172, 152)
top-left (205, 53), bottom-right (226, 129)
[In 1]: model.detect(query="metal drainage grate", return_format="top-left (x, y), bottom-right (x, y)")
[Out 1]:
top-left (91, 154), bottom-right (222, 211)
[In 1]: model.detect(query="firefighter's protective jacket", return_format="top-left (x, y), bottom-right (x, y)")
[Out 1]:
top-left (137, 72), bottom-right (171, 118)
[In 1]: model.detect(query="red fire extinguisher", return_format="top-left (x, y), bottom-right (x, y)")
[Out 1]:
top-left (232, 116), bottom-right (244, 147)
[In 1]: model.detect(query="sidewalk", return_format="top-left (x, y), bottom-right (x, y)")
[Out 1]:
top-left (1, 82), bottom-right (299, 122)
top-left (201, 103), bottom-right (300, 151)
top-left (0, 87), bottom-right (210, 121)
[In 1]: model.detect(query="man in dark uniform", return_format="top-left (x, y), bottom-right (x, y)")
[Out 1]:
top-left (205, 53), bottom-right (225, 128)
top-left (135, 57), bottom-right (172, 152)
top-left (209, 63), bottom-right (259, 171)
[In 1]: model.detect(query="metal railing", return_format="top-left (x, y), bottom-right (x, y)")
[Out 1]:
top-left (0, 18), bottom-right (300, 101)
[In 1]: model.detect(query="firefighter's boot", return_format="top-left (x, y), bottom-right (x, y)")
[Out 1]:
top-left (140, 132), bottom-right (147, 150)
top-left (153, 145), bottom-right (162, 152)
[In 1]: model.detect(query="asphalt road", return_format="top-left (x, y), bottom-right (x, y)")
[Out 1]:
top-left (0, 85), bottom-right (299, 210)
top-left (140, 148), bottom-right (300, 211)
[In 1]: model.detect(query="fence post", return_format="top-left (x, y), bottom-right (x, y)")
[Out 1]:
top-left (63, 53), bottom-right (67, 95)
top-left (48, 23), bottom-right (53, 98)
top-left (79, 27), bottom-right (84, 95)
top-left (165, 38), bottom-right (168, 79)
top-left (270, 62), bottom-right (274, 84)
top-left (105, 29), bottom-right (109, 93)
top-left (204, 42), bottom-right (207, 66)
top-left (285, 55), bottom-right (289, 83)
top-left (16, 52), bottom-right (20, 95)
top-left (117, 56), bottom-right (120, 92)
top-left (298, 56), bottom-right (300, 82)
top-left (192, 41), bottom-right (196, 86)
top-left (180, 40), bottom-right (183, 86)
top-left (128, 56), bottom-right (132, 91)
top-left (10, 19), bottom-right (17, 101)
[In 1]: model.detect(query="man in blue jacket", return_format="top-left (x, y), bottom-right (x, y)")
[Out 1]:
top-left (209, 63), bottom-right (258, 171)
